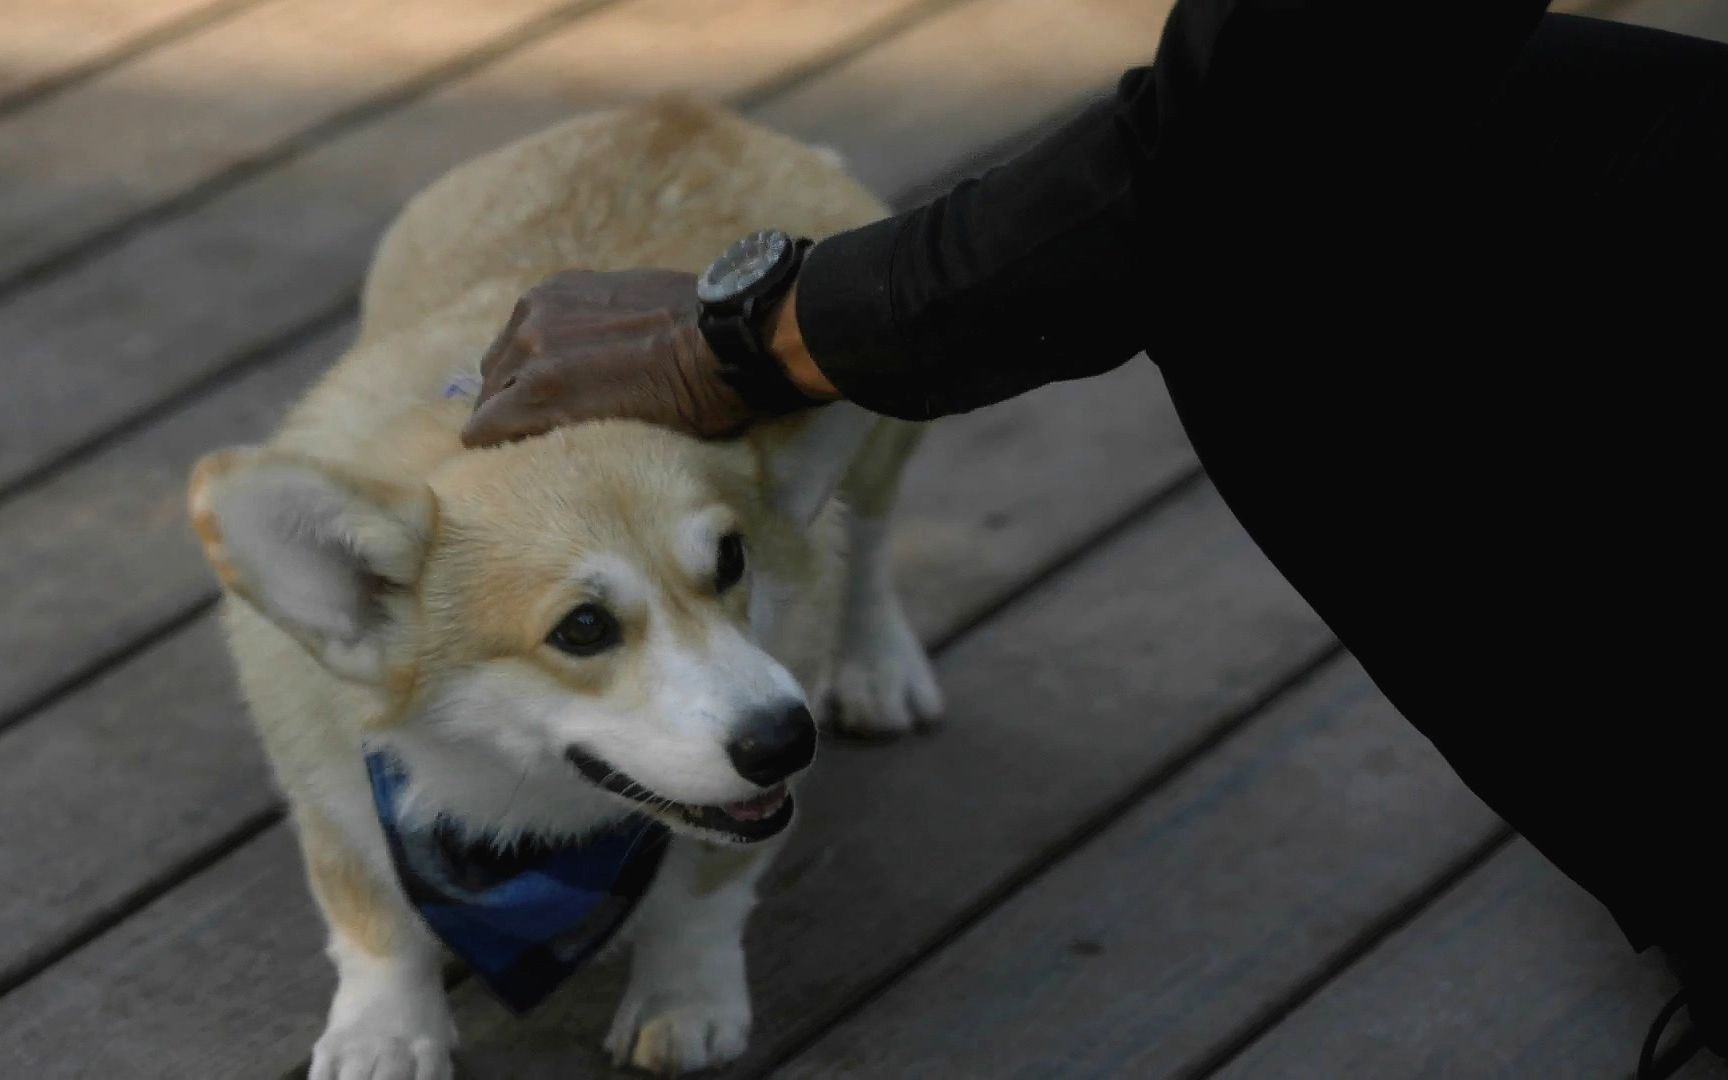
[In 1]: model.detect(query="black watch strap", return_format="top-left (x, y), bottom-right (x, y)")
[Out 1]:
top-left (698, 238), bottom-right (819, 415)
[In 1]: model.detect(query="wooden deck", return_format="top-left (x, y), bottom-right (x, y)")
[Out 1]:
top-left (1, 2), bottom-right (1722, 1077)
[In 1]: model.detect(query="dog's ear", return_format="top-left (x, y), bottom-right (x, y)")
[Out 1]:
top-left (752, 403), bottom-right (876, 526)
top-left (187, 448), bottom-right (435, 685)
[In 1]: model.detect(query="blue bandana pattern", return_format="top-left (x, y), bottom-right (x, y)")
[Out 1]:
top-left (364, 750), bottom-right (670, 1013)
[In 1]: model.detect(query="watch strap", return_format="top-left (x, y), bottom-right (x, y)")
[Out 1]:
top-left (698, 237), bottom-right (819, 416)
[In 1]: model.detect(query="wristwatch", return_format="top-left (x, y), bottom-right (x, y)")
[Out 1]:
top-left (696, 229), bottom-right (819, 414)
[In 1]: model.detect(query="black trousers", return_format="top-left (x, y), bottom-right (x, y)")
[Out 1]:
top-left (1151, 10), bottom-right (1728, 1045)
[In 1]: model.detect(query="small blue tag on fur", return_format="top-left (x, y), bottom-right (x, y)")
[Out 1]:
top-left (442, 374), bottom-right (482, 400)
top-left (364, 749), bottom-right (670, 1013)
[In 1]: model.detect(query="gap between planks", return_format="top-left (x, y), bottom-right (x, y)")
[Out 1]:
top-left (1184, 826), bottom-right (1518, 1080)
top-left (0, 0), bottom-right (271, 120)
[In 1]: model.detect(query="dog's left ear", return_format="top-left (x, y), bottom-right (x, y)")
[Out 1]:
top-left (187, 447), bottom-right (435, 685)
top-left (752, 403), bottom-right (876, 526)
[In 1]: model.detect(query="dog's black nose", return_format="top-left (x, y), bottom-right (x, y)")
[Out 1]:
top-left (726, 702), bottom-right (816, 787)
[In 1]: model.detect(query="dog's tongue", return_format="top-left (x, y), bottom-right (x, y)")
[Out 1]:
top-left (721, 784), bottom-right (787, 822)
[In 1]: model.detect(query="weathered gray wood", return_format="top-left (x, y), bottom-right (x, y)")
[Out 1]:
top-left (752, 0), bottom-right (1172, 199)
top-left (0, 0), bottom-right (931, 495)
top-left (0, 0), bottom-right (592, 282)
top-left (0, 477), bottom-right (1333, 1079)
top-left (0, 358), bottom-right (1185, 989)
top-left (0, 619), bottom-right (276, 983)
top-left (0, 0), bottom-right (251, 108)
top-left (0, 325), bottom-right (344, 729)
top-left (0, 0), bottom-right (1178, 497)
top-left (1214, 839), bottom-right (1724, 1080)
top-left (0, 828), bottom-right (339, 1080)
top-left (776, 658), bottom-right (1503, 1079)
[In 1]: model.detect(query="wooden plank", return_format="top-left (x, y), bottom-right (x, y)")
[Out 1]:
top-left (0, 828), bottom-right (339, 1080)
top-left (0, 619), bottom-right (276, 986)
top-left (0, 0), bottom-right (258, 110)
top-left (0, 0), bottom-right (1174, 499)
top-left (1213, 840), bottom-right (1720, 1080)
top-left (0, 357), bottom-right (1186, 989)
top-left (777, 658), bottom-right (1503, 1079)
top-left (751, 0), bottom-right (1164, 199)
top-left (0, 477), bottom-right (1334, 1079)
top-left (0, 0), bottom-right (600, 284)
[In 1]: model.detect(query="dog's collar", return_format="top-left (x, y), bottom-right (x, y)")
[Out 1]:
top-left (364, 748), bottom-right (669, 1013)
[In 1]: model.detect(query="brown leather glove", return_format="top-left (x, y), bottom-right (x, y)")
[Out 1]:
top-left (462, 269), bottom-right (771, 445)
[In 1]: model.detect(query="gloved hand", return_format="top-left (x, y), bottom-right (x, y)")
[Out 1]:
top-left (461, 268), bottom-right (830, 445)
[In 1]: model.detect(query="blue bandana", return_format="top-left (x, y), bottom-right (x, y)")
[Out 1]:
top-left (364, 750), bottom-right (670, 1013)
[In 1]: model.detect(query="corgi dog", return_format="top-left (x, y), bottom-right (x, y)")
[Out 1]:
top-left (186, 97), bottom-right (942, 1080)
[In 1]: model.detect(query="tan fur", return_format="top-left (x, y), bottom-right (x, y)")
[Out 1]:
top-left (187, 95), bottom-right (929, 1076)
top-left (298, 806), bottom-right (413, 960)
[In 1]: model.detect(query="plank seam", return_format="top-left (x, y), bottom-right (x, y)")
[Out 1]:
top-left (1183, 825), bottom-right (1521, 1080)
top-left (732, 0), bottom-right (984, 112)
top-left (0, 0), bottom-right (274, 120)
top-left (0, 802), bottom-right (283, 1000)
top-left (0, 295), bottom-right (358, 509)
top-left (930, 465), bottom-right (1204, 655)
top-left (0, 594), bottom-right (218, 738)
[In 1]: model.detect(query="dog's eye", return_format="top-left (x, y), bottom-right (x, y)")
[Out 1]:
top-left (716, 532), bottom-right (746, 593)
top-left (547, 604), bottom-right (620, 656)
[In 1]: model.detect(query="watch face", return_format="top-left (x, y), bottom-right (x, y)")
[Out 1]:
top-left (697, 229), bottom-right (790, 304)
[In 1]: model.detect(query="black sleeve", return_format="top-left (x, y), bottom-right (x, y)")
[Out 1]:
top-left (793, 0), bottom-right (1551, 422)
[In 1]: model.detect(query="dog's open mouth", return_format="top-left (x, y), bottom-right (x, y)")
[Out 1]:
top-left (563, 746), bottom-right (794, 843)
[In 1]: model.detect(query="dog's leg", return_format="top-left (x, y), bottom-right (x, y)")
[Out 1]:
top-left (606, 838), bottom-right (774, 1075)
top-left (298, 806), bottom-right (455, 1080)
top-left (825, 420), bottom-right (944, 737)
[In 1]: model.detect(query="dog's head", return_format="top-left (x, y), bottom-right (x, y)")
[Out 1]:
top-left (189, 409), bottom-right (873, 845)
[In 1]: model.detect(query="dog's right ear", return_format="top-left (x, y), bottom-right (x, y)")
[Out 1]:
top-left (187, 448), bottom-right (435, 686)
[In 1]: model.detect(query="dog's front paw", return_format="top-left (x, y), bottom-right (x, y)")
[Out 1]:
top-left (310, 1023), bottom-right (453, 1080)
top-left (825, 596), bottom-right (943, 739)
top-left (312, 961), bottom-right (455, 1080)
top-left (605, 982), bottom-right (751, 1076)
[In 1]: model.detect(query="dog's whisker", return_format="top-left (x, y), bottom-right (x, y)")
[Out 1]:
top-left (494, 763), bottom-right (532, 832)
